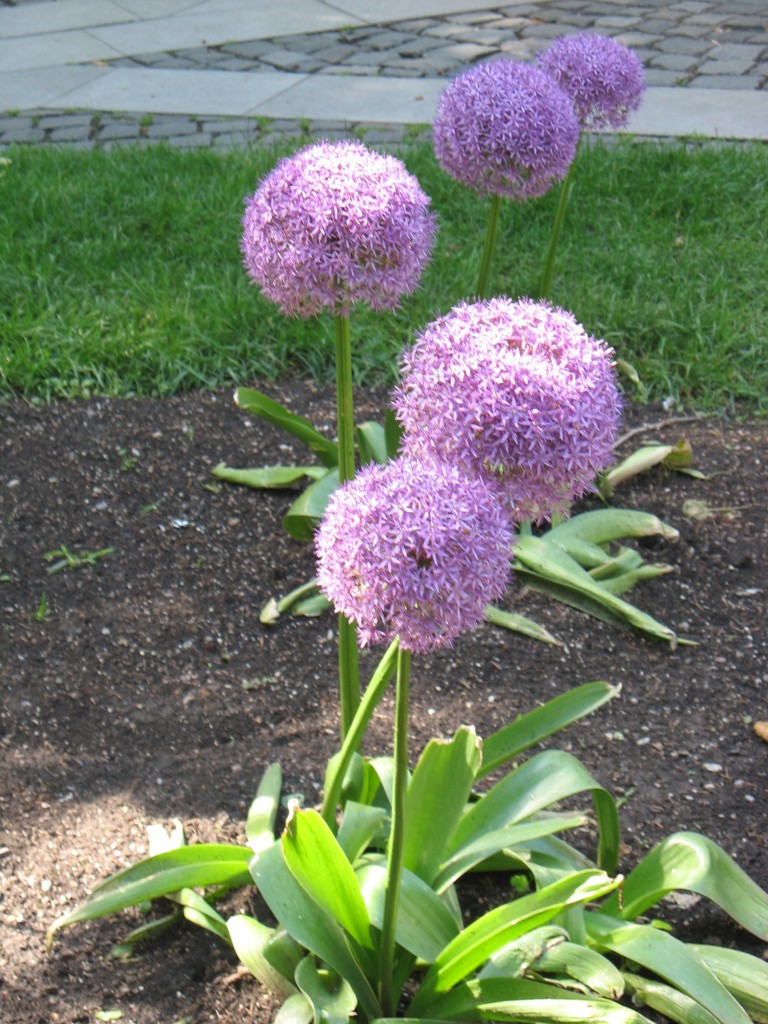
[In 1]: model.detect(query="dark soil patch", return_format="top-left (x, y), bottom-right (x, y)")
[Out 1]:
top-left (1, 383), bottom-right (767, 1024)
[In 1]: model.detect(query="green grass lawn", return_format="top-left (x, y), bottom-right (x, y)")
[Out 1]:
top-left (1, 138), bottom-right (766, 412)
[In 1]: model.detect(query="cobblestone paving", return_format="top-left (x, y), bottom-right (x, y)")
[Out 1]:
top-left (2, 0), bottom-right (766, 149)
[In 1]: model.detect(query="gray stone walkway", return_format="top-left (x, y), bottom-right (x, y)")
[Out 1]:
top-left (1, 0), bottom-right (766, 149)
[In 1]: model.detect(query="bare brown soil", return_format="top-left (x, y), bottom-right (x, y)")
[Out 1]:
top-left (1, 383), bottom-right (766, 1024)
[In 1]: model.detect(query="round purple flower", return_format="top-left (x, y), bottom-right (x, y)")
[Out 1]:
top-left (393, 298), bottom-right (621, 523)
top-left (536, 33), bottom-right (645, 131)
top-left (315, 457), bottom-right (512, 653)
top-left (241, 140), bottom-right (436, 316)
top-left (433, 60), bottom-right (580, 200)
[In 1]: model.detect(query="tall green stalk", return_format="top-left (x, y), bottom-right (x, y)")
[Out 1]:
top-left (334, 313), bottom-right (360, 741)
top-left (539, 147), bottom-right (579, 300)
top-left (476, 193), bottom-right (502, 299)
top-left (378, 646), bottom-right (411, 1016)
top-left (320, 638), bottom-right (399, 828)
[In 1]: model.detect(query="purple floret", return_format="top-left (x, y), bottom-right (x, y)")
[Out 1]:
top-left (315, 457), bottom-right (512, 653)
top-left (394, 297), bottom-right (621, 523)
top-left (537, 33), bottom-right (645, 131)
top-left (241, 140), bottom-right (436, 316)
top-left (433, 60), bottom-right (580, 200)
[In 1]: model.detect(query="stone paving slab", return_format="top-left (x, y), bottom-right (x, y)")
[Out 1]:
top-left (0, 0), bottom-right (766, 148)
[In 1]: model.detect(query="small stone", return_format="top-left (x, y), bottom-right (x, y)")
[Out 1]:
top-left (702, 762), bottom-right (723, 773)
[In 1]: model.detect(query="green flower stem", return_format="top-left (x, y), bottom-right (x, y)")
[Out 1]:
top-left (378, 646), bottom-right (411, 1016)
top-left (476, 193), bottom-right (502, 299)
top-left (539, 146), bottom-right (579, 300)
top-left (334, 312), bottom-right (360, 741)
top-left (320, 638), bottom-right (399, 828)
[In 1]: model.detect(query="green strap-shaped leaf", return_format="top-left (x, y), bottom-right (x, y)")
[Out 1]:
top-left (251, 843), bottom-right (381, 1021)
top-left (357, 420), bottom-right (389, 466)
top-left (689, 946), bottom-right (768, 1024)
top-left (383, 409), bottom-right (403, 460)
top-left (623, 972), bottom-right (722, 1024)
top-left (483, 605), bottom-right (564, 646)
top-left (336, 802), bottom-right (388, 865)
top-left (275, 993), bottom-right (314, 1024)
top-left (235, 387), bottom-right (339, 467)
top-left (604, 441), bottom-right (695, 491)
top-left (283, 469), bottom-right (339, 541)
top-left (409, 871), bottom-right (619, 1012)
top-left (246, 761), bottom-right (282, 853)
top-left (295, 956), bottom-right (357, 1024)
top-left (422, 976), bottom-right (650, 1024)
top-left (434, 815), bottom-right (588, 893)
top-left (356, 858), bottom-right (460, 962)
top-left (602, 831), bottom-right (768, 940)
top-left (47, 844), bottom-right (253, 945)
top-left (402, 727), bottom-right (482, 885)
top-left (283, 809), bottom-right (374, 952)
top-left (479, 682), bottom-right (619, 779)
top-left (450, 749), bottom-right (619, 876)
top-left (593, 563), bottom-right (675, 595)
top-left (546, 508), bottom-right (679, 546)
top-left (513, 534), bottom-right (679, 643)
top-left (228, 915), bottom-right (300, 1000)
top-left (477, 925), bottom-right (567, 980)
top-left (586, 913), bottom-right (753, 1024)
top-left (211, 464), bottom-right (327, 489)
top-left (531, 939), bottom-right (625, 999)
top-left (175, 887), bottom-right (229, 943)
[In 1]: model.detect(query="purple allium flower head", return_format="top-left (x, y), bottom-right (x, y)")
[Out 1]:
top-left (241, 140), bottom-right (436, 317)
top-left (536, 33), bottom-right (645, 131)
top-left (433, 60), bottom-right (580, 200)
top-left (394, 297), bottom-right (621, 523)
top-left (315, 457), bottom-right (512, 653)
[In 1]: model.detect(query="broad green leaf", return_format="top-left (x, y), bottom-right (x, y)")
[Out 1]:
top-left (409, 871), bottom-right (619, 1011)
top-left (402, 727), bottom-right (482, 885)
top-left (293, 593), bottom-right (332, 617)
top-left (235, 387), bottom-right (338, 467)
top-left (251, 843), bottom-right (382, 1021)
top-left (48, 844), bottom-right (253, 945)
top-left (434, 815), bottom-right (588, 893)
top-left (602, 832), bottom-right (768, 939)
top-left (483, 605), bottom-right (564, 646)
top-left (295, 956), bottom-right (358, 1024)
top-left (532, 939), bottom-right (625, 998)
top-left (546, 508), bottom-right (679, 546)
top-left (260, 579), bottom-right (321, 624)
top-left (275, 993), bottom-right (314, 1024)
top-left (283, 809), bottom-right (374, 951)
top-left (451, 749), bottom-right (620, 876)
top-left (603, 440), bottom-right (695, 493)
top-left (283, 469), bottom-right (339, 541)
top-left (690, 946), bottom-right (768, 1023)
top-left (228, 915), bottom-right (300, 999)
top-left (211, 463), bottom-right (327, 489)
top-left (479, 682), bottom-right (619, 779)
top-left (623, 972), bottom-right (721, 1024)
top-left (357, 421), bottom-right (388, 466)
top-left (423, 976), bottom-right (650, 1024)
top-left (246, 762), bottom-right (282, 853)
top-left (592, 563), bottom-right (675, 595)
top-left (175, 887), bottom-right (229, 943)
top-left (356, 858), bottom-right (460, 962)
top-left (478, 925), bottom-right (567, 980)
top-left (586, 913), bottom-right (753, 1024)
top-left (513, 534), bottom-right (679, 643)
top-left (383, 409), bottom-right (403, 459)
top-left (336, 802), bottom-right (388, 865)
